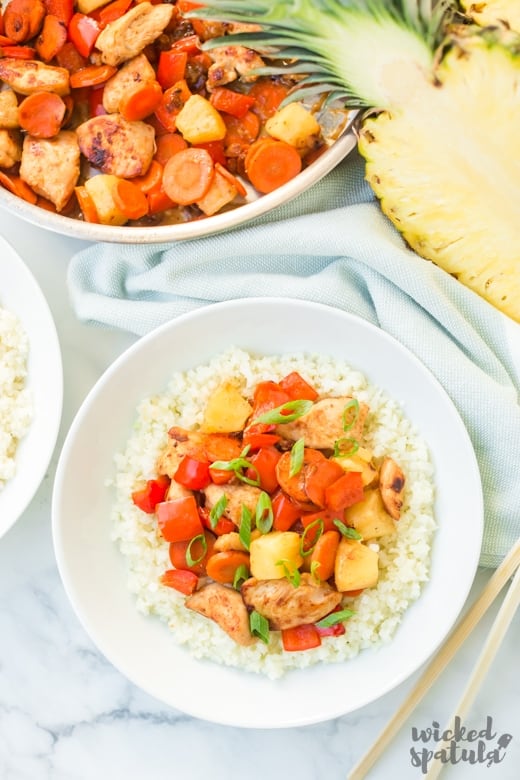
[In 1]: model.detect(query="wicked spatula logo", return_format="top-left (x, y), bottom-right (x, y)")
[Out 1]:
top-left (410, 716), bottom-right (513, 774)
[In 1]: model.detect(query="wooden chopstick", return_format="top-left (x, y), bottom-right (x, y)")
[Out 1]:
top-left (347, 538), bottom-right (520, 780)
top-left (425, 561), bottom-right (520, 779)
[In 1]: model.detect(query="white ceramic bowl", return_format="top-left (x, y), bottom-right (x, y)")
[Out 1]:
top-left (1, 236), bottom-right (63, 539)
top-left (52, 298), bottom-right (483, 727)
top-left (0, 130), bottom-right (357, 244)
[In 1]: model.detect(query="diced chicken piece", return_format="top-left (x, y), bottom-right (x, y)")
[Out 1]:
top-left (0, 89), bottom-right (20, 129)
top-left (19, 131), bottom-right (80, 211)
top-left (76, 114), bottom-right (155, 178)
top-left (276, 397), bottom-right (369, 450)
top-left (0, 59), bottom-right (69, 96)
top-left (0, 129), bottom-right (22, 168)
top-left (241, 574), bottom-right (342, 630)
top-left (95, 2), bottom-right (174, 67)
top-left (185, 582), bottom-right (256, 646)
top-left (379, 457), bottom-right (405, 519)
top-left (207, 45), bottom-right (265, 89)
top-left (102, 54), bottom-right (157, 114)
top-left (204, 483), bottom-right (262, 527)
top-left (156, 426), bottom-right (205, 479)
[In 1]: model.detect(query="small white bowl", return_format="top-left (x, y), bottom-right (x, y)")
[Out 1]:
top-left (52, 298), bottom-right (483, 727)
top-left (0, 237), bottom-right (63, 539)
top-left (0, 130), bottom-right (357, 244)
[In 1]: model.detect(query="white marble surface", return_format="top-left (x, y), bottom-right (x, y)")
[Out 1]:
top-left (0, 211), bottom-right (519, 780)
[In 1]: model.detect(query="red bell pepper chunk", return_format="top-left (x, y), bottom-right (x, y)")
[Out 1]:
top-left (272, 490), bottom-right (302, 531)
top-left (246, 446), bottom-right (281, 494)
top-left (199, 506), bottom-right (236, 537)
top-left (279, 371), bottom-right (319, 402)
top-left (304, 459), bottom-right (345, 508)
top-left (156, 495), bottom-right (204, 542)
top-left (193, 140), bottom-right (227, 167)
top-left (160, 568), bottom-right (198, 595)
top-left (44, 0), bottom-right (74, 26)
top-left (0, 46), bottom-right (35, 59)
top-left (131, 475), bottom-right (170, 514)
top-left (171, 34), bottom-right (200, 55)
top-left (174, 455), bottom-right (211, 490)
top-left (88, 84), bottom-right (107, 116)
top-left (325, 471), bottom-right (364, 512)
top-left (282, 624), bottom-right (321, 652)
top-left (157, 49), bottom-right (187, 90)
top-left (242, 431), bottom-right (281, 450)
top-left (251, 381), bottom-right (291, 419)
top-left (210, 87), bottom-right (255, 119)
top-left (68, 13), bottom-right (100, 59)
top-left (315, 621), bottom-right (346, 638)
top-left (97, 0), bottom-right (132, 28)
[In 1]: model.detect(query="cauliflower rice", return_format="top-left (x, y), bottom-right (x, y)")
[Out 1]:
top-left (0, 305), bottom-right (32, 491)
top-left (111, 348), bottom-right (436, 678)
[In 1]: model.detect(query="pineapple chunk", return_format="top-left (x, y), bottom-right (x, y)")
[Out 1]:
top-left (175, 95), bottom-right (227, 144)
top-left (332, 452), bottom-right (378, 487)
top-left (344, 488), bottom-right (396, 539)
top-left (196, 168), bottom-right (238, 217)
top-left (77, 0), bottom-right (110, 13)
top-left (84, 174), bottom-right (128, 226)
top-left (265, 102), bottom-right (321, 151)
top-left (0, 88), bottom-right (19, 129)
top-left (201, 381), bottom-right (252, 433)
top-left (334, 538), bottom-right (379, 592)
top-left (250, 531), bottom-right (303, 580)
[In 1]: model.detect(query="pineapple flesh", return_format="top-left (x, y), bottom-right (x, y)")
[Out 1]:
top-left (188, 0), bottom-right (520, 321)
top-left (460, 1), bottom-right (520, 33)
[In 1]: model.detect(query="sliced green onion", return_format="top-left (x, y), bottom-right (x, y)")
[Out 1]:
top-left (333, 437), bottom-right (359, 458)
top-left (185, 533), bottom-right (207, 567)
top-left (276, 559), bottom-right (301, 587)
top-left (252, 399), bottom-right (313, 425)
top-left (233, 563), bottom-right (249, 590)
top-left (316, 609), bottom-right (355, 628)
top-left (209, 445), bottom-right (260, 486)
top-left (209, 494), bottom-right (227, 529)
top-left (333, 519), bottom-right (362, 541)
top-left (310, 560), bottom-right (321, 584)
top-left (299, 517), bottom-right (324, 557)
top-left (256, 491), bottom-right (273, 534)
top-left (249, 609), bottom-right (270, 644)
top-left (289, 437), bottom-right (305, 478)
top-left (239, 504), bottom-right (252, 550)
top-left (342, 398), bottom-right (360, 431)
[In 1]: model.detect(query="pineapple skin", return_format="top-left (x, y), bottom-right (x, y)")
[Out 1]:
top-left (460, 1), bottom-right (520, 34)
top-left (358, 38), bottom-right (520, 322)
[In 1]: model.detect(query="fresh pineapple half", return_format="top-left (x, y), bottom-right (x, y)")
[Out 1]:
top-left (188, 0), bottom-right (520, 321)
top-left (460, 0), bottom-right (520, 33)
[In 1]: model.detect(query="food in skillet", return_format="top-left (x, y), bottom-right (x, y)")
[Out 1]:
top-left (111, 350), bottom-right (435, 677)
top-left (0, 0), bottom-right (352, 227)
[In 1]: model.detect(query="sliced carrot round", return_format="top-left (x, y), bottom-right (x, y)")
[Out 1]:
top-left (154, 132), bottom-right (188, 166)
top-left (119, 81), bottom-right (164, 122)
top-left (214, 162), bottom-right (247, 198)
top-left (0, 171), bottom-right (38, 204)
top-left (113, 179), bottom-right (149, 220)
top-left (245, 138), bottom-right (302, 193)
top-left (69, 64), bottom-right (117, 89)
top-left (18, 92), bottom-right (66, 138)
top-left (131, 159), bottom-right (164, 194)
top-left (162, 147), bottom-right (215, 205)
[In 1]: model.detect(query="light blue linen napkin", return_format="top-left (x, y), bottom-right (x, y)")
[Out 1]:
top-left (68, 151), bottom-right (520, 568)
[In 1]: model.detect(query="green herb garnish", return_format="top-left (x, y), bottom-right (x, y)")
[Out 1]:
top-left (316, 609), bottom-right (355, 628)
top-left (209, 494), bottom-right (228, 529)
top-left (210, 445), bottom-right (260, 486)
top-left (276, 559), bottom-right (301, 587)
top-left (300, 517), bottom-right (324, 557)
top-left (249, 610), bottom-right (270, 644)
top-left (333, 437), bottom-right (359, 458)
top-left (255, 491), bottom-right (273, 534)
top-left (333, 519), bottom-right (362, 541)
top-left (252, 399), bottom-right (313, 426)
top-left (239, 504), bottom-right (252, 550)
top-left (289, 437), bottom-right (305, 478)
top-left (342, 399), bottom-right (360, 431)
top-left (185, 533), bottom-right (207, 567)
top-left (233, 563), bottom-right (249, 590)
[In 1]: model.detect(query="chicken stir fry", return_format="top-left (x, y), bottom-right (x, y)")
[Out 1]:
top-left (131, 369), bottom-right (406, 651)
top-left (0, 1), bottom-right (352, 225)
